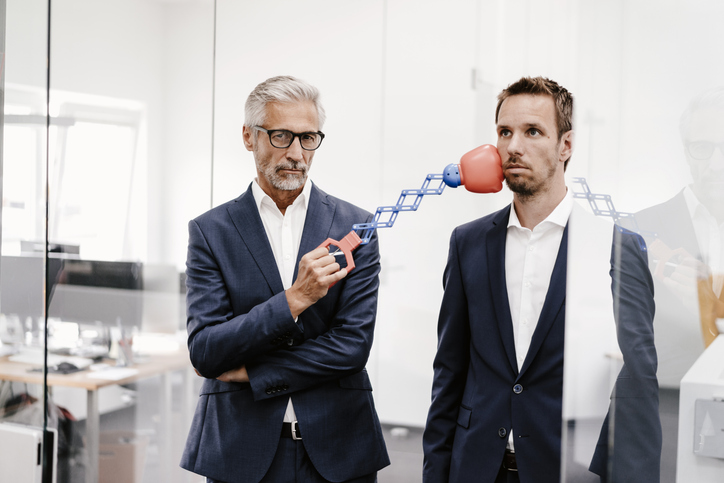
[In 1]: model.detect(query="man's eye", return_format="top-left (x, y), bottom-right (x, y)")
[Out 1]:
top-left (529, 128), bottom-right (541, 136)
top-left (499, 129), bottom-right (511, 137)
top-left (271, 132), bottom-right (292, 144)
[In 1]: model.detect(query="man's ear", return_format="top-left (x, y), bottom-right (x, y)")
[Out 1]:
top-left (559, 130), bottom-right (574, 163)
top-left (242, 126), bottom-right (254, 152)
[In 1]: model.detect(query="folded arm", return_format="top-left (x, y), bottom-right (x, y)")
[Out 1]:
top-left (185, 219), bottom-right (303, 379)
top-left (245, 231), bottom-right (381, 399)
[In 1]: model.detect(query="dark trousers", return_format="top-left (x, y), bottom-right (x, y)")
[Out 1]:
top-left (207, 437), bottom-right (377, 483)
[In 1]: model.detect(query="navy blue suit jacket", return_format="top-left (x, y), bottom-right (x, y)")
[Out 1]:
top-left (423, 205), bottom-right (660, 483)
top-left (180, 183), bottom-right (389, 483)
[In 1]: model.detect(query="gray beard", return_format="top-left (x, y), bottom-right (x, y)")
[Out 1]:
top-left (264, 162), bottom-right (307, 191)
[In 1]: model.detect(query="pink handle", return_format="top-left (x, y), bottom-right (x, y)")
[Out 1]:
top-left (317, 231), bottom-right (362, 286)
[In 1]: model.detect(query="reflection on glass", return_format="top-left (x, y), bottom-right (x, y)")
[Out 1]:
top-left (624, 86), bottom-right (724, 481)
top-left (1, 1), bottom-right (213, 482)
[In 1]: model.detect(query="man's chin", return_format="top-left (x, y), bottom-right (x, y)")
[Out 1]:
top-left (505, 177), bottom-right (533, 196)
top-left (272, 175), bottom-right (306, 191)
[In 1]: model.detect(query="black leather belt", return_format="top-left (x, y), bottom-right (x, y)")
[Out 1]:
top-left (281, 421), bottom-right (302, 440)
top-left (502, 449), bottom-right (517, 471)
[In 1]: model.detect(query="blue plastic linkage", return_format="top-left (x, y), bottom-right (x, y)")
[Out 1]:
top-left (353, 173), bottom-right (449, 245)
top-left (571, 177), bottom-right (656, 250)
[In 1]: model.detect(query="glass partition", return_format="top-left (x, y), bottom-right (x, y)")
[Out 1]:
top-left (2, 1), bottom-right (723, 482)
top-left (1, 1), bottom-right (214, 482)
top-left (0, 0), bottom-right (54, 481)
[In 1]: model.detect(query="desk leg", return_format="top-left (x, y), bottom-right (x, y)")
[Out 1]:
top-left (86, 389), bottom-right (99, 483)
top-left (160, 372), bottom-right (173, 482)
top-left (183, 367), bottom-right (195, 482)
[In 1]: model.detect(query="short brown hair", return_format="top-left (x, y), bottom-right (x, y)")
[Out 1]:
top-left (496, 76), bottom-right (574, 168)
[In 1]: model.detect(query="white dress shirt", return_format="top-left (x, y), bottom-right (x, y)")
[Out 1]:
top-left (683, 186), bottom-right (724, 298)
top-left (251, 179), bottom-right (312, 423)
top-left (505, 188), bottom-right (573, 449)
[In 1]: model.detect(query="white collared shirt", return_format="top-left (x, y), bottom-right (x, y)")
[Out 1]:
top-left (506, 188), bottom-right (573, 370)
top-left (683, 186), bottom-right (724, 297)
top-left (251, 179), bottom-right (312, 423)
top-left (505, 189), bottom-right (572, 449)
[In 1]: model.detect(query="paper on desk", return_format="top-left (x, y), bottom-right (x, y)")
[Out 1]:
top-left (9, 348), bottom-right (94, 369)
top-left (87, 367), bottom-right (139, 380)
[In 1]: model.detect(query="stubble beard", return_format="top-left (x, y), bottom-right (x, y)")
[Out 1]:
top-left (504, 156), bottom-right (557, 202)
top-left (256, 149), bottom-right (309, 191)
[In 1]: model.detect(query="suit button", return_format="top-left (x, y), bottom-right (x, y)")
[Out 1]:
top-left (265, 388), bottom-right (272, 395)
top-left (513, 384), bottom-right (523, 394)
top-left (282, 384), bottom-right (289, 390)
top-left (286, 339), bottom-right (294, 346)
top-left (498, 427), bottom-right (507, 438)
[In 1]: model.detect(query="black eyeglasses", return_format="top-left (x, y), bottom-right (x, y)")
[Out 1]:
top-left (253, 126), bottom-right (325, 151)
top-left (686, 141), bottom-right (724, 160)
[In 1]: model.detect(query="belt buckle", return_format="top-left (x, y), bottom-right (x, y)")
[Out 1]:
top-left (291, 421), bottom-right (302, 441)
top-left (503, 449), bottom-right (517, 472)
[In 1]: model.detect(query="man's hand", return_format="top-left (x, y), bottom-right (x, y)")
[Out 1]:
top-left (193, 365), bottom-right (250, 383)
top-left (649, 239), bottom-right (707, 314)
top-left (286, 246), bottom-right (348, 319)
top-left (216, 365), bottom-right (249, 383)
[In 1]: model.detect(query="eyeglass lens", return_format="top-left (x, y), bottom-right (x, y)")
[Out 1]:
top-left (687, 141), bottom-right (724, 160)
top-left (269, 130), bottom-right (322, 150)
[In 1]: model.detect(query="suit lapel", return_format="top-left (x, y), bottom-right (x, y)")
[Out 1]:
top-left (294, 184), bottom-right (335, 281)
top-left (487, 206), bottom-right (518, 375)
top-left (226, 185), bottom-right (285, 294)
top-left (518, 223), bottom-right (569, 377)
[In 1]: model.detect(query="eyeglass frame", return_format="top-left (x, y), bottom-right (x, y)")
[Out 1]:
top-left (252, 126), bottom-right (325, 151)
top-left (685, 140), bottom-right (724, 161)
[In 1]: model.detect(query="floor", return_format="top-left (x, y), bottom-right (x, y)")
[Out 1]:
top-left (378, 425), bottom-right (424, 483)
top-left (66, 379), bottom-right (678, 483)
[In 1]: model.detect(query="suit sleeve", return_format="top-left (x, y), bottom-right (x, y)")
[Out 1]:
top-left (244, 221), bottom-right (381, 401)
top-left (590, 228), bottom-right (661, 481)
top-left (422, 228), bottom-right (471, 483)
top-left (185, 218), bottom-right (302, 379)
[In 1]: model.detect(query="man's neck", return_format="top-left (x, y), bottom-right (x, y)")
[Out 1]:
top-left (690, 184), bottom-right (724, 225)
top-left (258, 182), bottom-right (304, 215)
top-left (512, 184), bottom-right (567, 230)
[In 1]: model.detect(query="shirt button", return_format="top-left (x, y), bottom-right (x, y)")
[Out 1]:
top-left (528, 246), bottom-right (534, 252)
top-left (513, 384), bottom-right (523, 394)
top-left (524, 281), bottom-right (531, 288)
top-left (498, 427), bottom-right (507, 438)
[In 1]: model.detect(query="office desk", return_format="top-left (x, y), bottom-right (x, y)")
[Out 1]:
top-left (0, 349), bottom-right (194, 483)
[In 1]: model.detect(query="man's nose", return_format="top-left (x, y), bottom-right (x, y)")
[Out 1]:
top-left (286, 136), bottom-right (304, 160)
top-left (506, 133), bottom-right (524, 157)
top-left (710, 146), bottom-right (724, 171)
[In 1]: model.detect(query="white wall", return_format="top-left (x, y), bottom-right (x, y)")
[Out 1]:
top-left (210, 0), bottom-right (724, 428)
top-left (9, 0), bottom-right (724, 431)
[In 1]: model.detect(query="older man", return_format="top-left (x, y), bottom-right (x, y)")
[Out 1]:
top-left (180, 75), bottom-right (389, 483)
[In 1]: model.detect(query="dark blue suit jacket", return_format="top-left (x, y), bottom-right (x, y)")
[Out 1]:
top-left (588, 227), bottom-right (661, 482)
top-left (423, 205), bottom-right (660, 483)
top-left (180, 183), bottom-right (390, 483)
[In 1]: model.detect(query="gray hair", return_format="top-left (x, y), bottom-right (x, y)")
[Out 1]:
top-left (679, 86), bottom-right (724, 141)
top-left (244, 75), bottom-right (326, 130)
